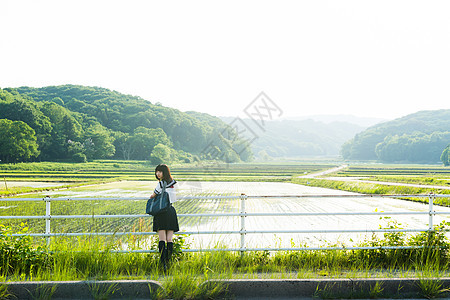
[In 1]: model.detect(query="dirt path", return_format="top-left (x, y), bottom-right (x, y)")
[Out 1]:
top-left (298, 165), bottom-right (348, 178)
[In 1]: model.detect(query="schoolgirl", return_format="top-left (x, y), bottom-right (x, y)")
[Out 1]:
top-left (149, 164), bottom-right (179, 270)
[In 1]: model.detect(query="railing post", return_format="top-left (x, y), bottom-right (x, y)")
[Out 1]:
top-left (428, 193), bottom-right (434, 232)
top-left (44, 196), bottom-right (51, 246)
top-left (240, 193), bottom-right (247, 255)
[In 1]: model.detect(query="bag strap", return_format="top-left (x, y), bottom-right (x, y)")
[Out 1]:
top-left (161, 180), bottom-right (167, 195)
top-left (161, 180), bottom-right (171, 206)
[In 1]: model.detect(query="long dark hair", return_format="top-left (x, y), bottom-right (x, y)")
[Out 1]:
top-left (155, 164), bottom-right (173, 182)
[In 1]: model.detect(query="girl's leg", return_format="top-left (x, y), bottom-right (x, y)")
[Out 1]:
top-left (157, 230), bottom-right (167, 270)
top-left (158, 230), bottom-right (167, 242)
top-left (166, 230), bottom-right (174, 262)
top-left (166, 230), bottom-right (174, 242)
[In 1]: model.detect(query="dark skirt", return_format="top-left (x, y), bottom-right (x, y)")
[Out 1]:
top-left (153, 205), bottom-right (179, 232)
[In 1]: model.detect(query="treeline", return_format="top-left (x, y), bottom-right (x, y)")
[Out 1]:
top-left (0, 85), bottom-right (252, 163)
top-left (341, 110), bottom-right (450, 164)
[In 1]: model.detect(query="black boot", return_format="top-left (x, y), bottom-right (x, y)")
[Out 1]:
top-left (167, 242), bottom-right (174, 263)
top-left (158, 241), bottom-right (167, 272)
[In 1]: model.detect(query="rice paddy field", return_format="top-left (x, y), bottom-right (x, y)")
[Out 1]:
top-left (0, 160), bottom-right (331, 196)
top-left (2, 161), bottom-right (450, 251)
top-left (0, 161), bottom-right (336, 248)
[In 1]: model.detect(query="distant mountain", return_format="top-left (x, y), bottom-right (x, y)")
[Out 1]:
top-left (220, 117), bottom-right (367, 158)
top-left (283, 114), bottom-right (388, 128)
top-left (341, 109), bottom-right (450, 163)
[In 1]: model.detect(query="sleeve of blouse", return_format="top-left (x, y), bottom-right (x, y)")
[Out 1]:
top-left (154, 181), bottom-right (162, 195)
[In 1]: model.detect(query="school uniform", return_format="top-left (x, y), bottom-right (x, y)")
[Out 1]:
top-left (152, 179), bottom-right (179, 232)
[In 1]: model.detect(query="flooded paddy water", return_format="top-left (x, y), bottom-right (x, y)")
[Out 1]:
top-left (8, 180), bottom-right (449, 250)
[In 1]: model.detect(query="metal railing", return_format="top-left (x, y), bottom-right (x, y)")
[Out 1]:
top-left (1, 194), bottom-right (450, 253)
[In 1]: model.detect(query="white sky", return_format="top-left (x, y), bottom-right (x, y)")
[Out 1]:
top-left (1, 0), bottom-right (449, 120)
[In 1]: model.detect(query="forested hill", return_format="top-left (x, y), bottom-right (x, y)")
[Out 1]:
top-left (341, 109), bottom-right (450, 163)
top-left (0, 85), bottom-right (252, 163)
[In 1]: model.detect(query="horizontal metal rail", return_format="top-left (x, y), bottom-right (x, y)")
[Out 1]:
top-left (1, 211), bottom-right (446, 220)
top-left (0, 196), bottom-right (241, 202)
top-left (2, 194), bottom-right (449, 202)
top-left (8, 228), bottom-right (435, 238)
top-left (247, 194), bottom-right (450, 198)
top-left (1, 193), bottom-right (448, 252)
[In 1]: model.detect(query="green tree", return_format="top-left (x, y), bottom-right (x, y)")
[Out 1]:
top-left (0, 119), bottom-right (40, 163)
top-left (39, 101), bottom-right (83, 159)
top-left (67, 139), bottom-right (86, 162)
top-left (128, 127), bottom-right (171, 160)
top-left (375, 132), bottom-right (450, 163)
top-left (441, 144), bottom-right (450, 166)
top-left (0, 91), bottom-right (52, 159)
top-left (150, 143), bottom-right (172, 164)
top-left (375, 135), bottom-right (408, 162)
top-left (112, 131), bottom-right (133, 160)
top-left (51, 97), bottom-right (64, 106)
top-left (0, 92), bottom-right (52, 135)
top-left (84, 124), bottom-right (115, 159)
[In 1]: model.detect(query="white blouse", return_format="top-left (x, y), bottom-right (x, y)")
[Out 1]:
top-left (154, 179), bottom-right (177, 203)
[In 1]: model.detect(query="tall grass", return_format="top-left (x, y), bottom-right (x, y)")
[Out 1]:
top-left (2, 221), bottom-right (450, 280)
top-left (2, 221), bottom-right (450, 299)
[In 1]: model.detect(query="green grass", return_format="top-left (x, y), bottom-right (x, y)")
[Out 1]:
top-left (2, 217), bottom-right (450, 299)
top-left (0, 283), bottom-right (12, 299)
top-left (2, 220), bottom-right (450, 280)
top-left (366, 175), bottom-right (450, 187)
top-left (27, 284), bottom-right (57, 300)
